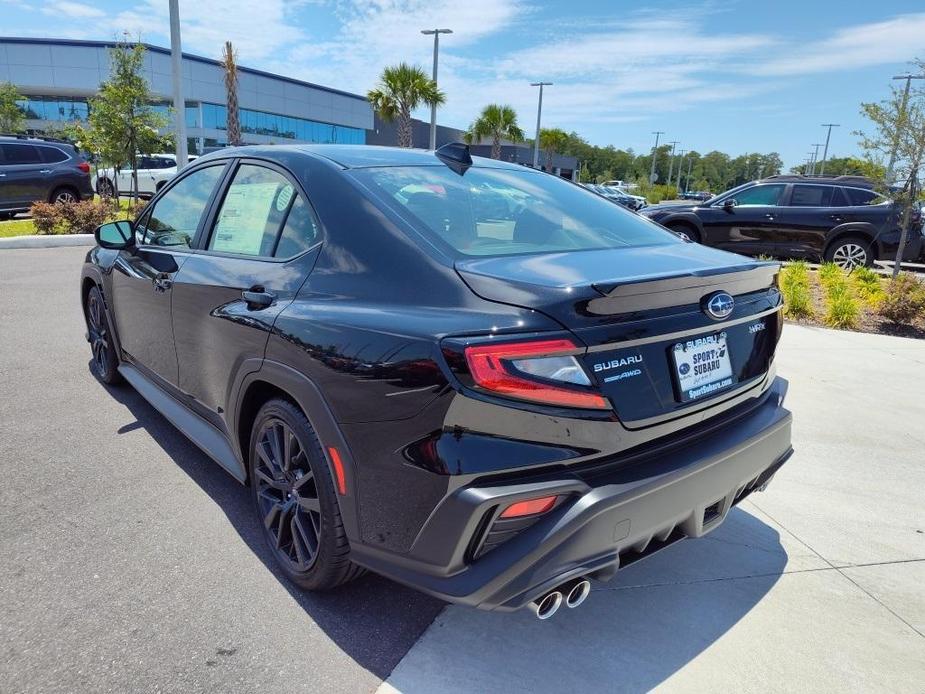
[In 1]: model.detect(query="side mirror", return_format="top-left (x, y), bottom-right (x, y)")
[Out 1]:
top-left (723, 198), bottom-right (738, 210)
top-left (95, 220), bottom-right (134, 250)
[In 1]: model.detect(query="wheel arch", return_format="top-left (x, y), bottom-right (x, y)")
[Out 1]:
top-left (232, 360), bottom-right (361, 541)
top-left (823, 224), bottom-right (879, 259)
top-left (660, 213), bottom-right (704, 242)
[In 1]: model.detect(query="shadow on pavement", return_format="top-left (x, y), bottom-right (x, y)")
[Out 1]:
top-left (98, 367), bottom-right (445, 680)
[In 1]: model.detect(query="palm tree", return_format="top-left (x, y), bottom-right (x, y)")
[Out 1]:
top-left (221, 41), bottom-right (242, 146)
top-left (539, 128), bottom-right (569, 173)
top-left (464, 104), bottom-right (524, 160)
top-left (367, 63), bottom-right (445, 148)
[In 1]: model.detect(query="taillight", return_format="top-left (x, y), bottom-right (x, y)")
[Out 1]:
top-left (77, 161), bottom-right (91, 174)
top-left (463, 338), bottom-right (609, 409)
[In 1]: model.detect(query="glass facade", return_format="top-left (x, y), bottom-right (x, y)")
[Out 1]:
top-left (200, 102), bottom-right (365, 144)
top-left (16, 96), bottom-right (89, 122)
top-left (15, 96), bottom-right (364, 146)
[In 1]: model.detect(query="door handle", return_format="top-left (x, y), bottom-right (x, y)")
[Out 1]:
top-left (829, 215), bottom-right (843, 222)
top-left (0, 172), bottom-right (6, 177)
top-left (764, 213), bottom-right (775, 220)
top-left (242, 286), bottom-right (275, 309)
top-left (39, 169), bottom-right (52, 174)
top-left (152, 273), bottom-right (172, 292)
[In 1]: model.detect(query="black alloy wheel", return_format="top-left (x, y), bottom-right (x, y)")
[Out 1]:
top-left (249, 399), bottom-right (362, 590)
top-left (86, 285), bottom-right (121, 384)
top-left (52, 187), bottom-right (78, 204)
top-left (254, 417), bottom-right (323, 572)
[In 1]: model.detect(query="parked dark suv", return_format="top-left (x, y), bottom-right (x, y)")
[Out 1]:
top-left (0, 135), bottom-right (94, 219)
top-left (642, 175), bottom-right (924, 269)
top-left (81, 144), bottom-right (792, 619)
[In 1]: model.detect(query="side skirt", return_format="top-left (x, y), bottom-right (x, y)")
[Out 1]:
top-left (118, 363), bottom-right (246, 483)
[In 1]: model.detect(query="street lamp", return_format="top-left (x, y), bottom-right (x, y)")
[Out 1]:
top-left (666, 141), bottom-right (679, 186)
top-left (675, 149), bottom-right (686, 191)
top-left (168, 0), bottom-right (188, 167)
top-left (819, 123), bottom-right (839, 175)
top-left (649, 131), bottom-right (664, 183)
top-left (530, 82), bottom-right (553, 169)
top-left (421, 29), bottom-right (452, 150)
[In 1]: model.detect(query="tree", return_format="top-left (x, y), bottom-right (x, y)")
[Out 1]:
top-left (367, 63), bottom-right (445, 148)
top-left (0, 81), bottom-right (25, 133)
top-left (221, 41), bottom-right (242, 146)
top-left (539, 128), bottom-right (569, 173)
top-left (87, 42), bottom-right (169, 200)
top-left (856, 59), bottom-right (925, 276)
top-left (464, 104), bottom-right (524, 159)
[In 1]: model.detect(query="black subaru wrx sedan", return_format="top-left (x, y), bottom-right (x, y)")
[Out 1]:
top-left (81, 144), bottom-right (792, 619)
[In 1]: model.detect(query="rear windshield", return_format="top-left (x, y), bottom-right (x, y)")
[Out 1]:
top-left (353, 165), bottom-right (678, 256)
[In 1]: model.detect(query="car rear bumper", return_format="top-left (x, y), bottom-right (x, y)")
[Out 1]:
top-left (351, 376), bottom-right (793, 611)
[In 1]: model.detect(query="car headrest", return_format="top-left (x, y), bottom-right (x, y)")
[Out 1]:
top-left (513, 206), bottom-right (564, 246)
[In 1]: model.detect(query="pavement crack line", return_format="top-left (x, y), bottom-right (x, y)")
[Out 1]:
top-left (749, 500), bottom-right (925, 640)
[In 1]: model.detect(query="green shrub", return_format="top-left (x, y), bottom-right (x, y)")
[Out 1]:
top-left (817, 262), bottom-right (842, 287)
top-left (30, 201), bottom-right (62, 235)
top-left (851, 266), bottom-right (885, 306)
top-left (822, 273), bottom-right (860, 329)
top-left (879, 273), bottom-right (925, 325)
top-left (779, 261), bottom-right (814, 319)
top-left (56, 200), bottom-right (110, 234)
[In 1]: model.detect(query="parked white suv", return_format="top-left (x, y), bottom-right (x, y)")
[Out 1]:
top-left (93, 154), bottom-right (196, 198)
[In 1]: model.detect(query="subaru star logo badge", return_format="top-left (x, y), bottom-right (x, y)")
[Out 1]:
top-left (704, 291), bottom-right (735, 320)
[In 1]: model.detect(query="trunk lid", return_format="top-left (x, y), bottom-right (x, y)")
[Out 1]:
top-left (455, 244), bottom-right (782, 425)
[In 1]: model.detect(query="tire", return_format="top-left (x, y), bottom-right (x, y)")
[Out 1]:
top-left (97, 178), bottom-right (115, 198)
top-left (668, 222), bottom-right (701, 244)
top-left (0, 211), bottom-right (12, 221)
top-left (50, 186), bottom-right (79, 204)
top-left (85, 285), bottom-right (123, 385)
top-left (249, 398), bottom-right (362, 591)
top-left (825, 236), bottom-right (873, 269)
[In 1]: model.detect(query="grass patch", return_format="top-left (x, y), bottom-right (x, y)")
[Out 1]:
top-left (779, 260), bottom-right (814, 319)
top-left (851, 265), bottom-right (885, 308)
top-left (822, 270), bottom-right (860, 329)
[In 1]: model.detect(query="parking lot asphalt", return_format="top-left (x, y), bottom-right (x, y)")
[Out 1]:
top-left (2, 247), bottom-right (924, 693)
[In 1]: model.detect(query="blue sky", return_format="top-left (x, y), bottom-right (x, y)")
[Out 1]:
top-left (3, 0), bottom-right (924, 168)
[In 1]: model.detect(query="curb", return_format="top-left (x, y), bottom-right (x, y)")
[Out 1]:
top-left (0, 234), bottom-right (96, 250)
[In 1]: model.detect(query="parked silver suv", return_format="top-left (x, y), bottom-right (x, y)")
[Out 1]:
top-left (0, 135), bottom-right (94, 219)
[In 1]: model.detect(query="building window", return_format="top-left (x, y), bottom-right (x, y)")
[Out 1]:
top-left (197, 102), bottom-right (364, 145)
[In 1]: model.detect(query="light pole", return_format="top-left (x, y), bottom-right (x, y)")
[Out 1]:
top-left (686, 155), bottom-right (693, 192)
top-left (666, 141), bottom-right (679, 186)
top-left (675, 149), bottom-right (686, 191)
top-left (886, 74), bottom-right (925, 184)
top-left (530, 82), bottom-right (553, 169)
top-left (649, 131), bottom-right (664, 183)
top-left (818, 123), bottom-right (839, 175)
top-left (168, 0), bottom-right (188, 167)
top-left (810, 144), bottom-right (824, 174)
top-left (421, 29), bottom-right (452, 151)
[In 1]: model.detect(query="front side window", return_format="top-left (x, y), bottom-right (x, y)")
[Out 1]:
top-left (207, 164), bottom-right (318, 258)
top-left (354, 166), bottom-right (677, 257)
top-left (136, 164), bottom-right (225, 247)
top-left (731, 184), bottom-right (785, 206)
top-left (790, 185), bottom-right (834, 207)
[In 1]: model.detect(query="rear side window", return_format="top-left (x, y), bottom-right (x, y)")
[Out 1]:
top-left (38, 146), bottom-right (69, 164)
top-left (843, 188), bottom-right (886, 206)
top-left (136, 165), bottom-right (225, 247)
top-left (355, 165), bottom-right (677, 257)
top-left (207, 163), bottom-right (319, 258)
top-left (790, 185), bottom-right (834, 207)
top-left (1, 143), bottom-right (42, 165)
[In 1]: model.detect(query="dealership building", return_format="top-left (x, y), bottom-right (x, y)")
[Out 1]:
top-left (0, 36), bottom-right (577, 177)
top-left (0, 37), bottom-right (372, 154)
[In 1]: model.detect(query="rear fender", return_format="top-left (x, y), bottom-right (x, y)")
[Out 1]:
top-left (824, 223), bottom-right (879, 256)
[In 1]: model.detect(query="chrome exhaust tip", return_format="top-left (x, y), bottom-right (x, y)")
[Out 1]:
top-left (529, 590), bottom-right (563, 620)
top-left (565, 579), bottom-right (591, 608)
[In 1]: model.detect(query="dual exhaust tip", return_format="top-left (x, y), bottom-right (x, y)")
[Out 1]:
top-left (529, 578), bottom-right (591, 620)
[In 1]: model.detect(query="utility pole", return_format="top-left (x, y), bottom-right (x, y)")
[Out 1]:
top-left (421, 28), bottom-right (452, 150)
top-left (649, 131), bottom-right (664, 183)
top-left (685, 155), bottom-right (693, 192)
top-left (819, 123), bottom-right (839, 175)
top-left (530, 82), bottom-right (553, 168)
top-left (810, 144), bottom-right (823, 175)
top-left (886, 74), bottom-right (925, 185)
top-left (666, 141), bottom-right (679, 186)
top-left (168, 0), bottom-right (188, 167)
top-left (675, 149), bottom-right (686, 190)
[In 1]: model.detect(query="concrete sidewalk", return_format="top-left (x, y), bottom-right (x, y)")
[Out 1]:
top-left (0, 233), bottom-right (95, 249)
top-left (378, 325), bottom-right (925, 693)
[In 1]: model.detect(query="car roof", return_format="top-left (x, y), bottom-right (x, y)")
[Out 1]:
top-left (195, 144), bottom-right (527, 171)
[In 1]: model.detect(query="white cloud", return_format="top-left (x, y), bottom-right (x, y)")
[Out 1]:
top-left (42, 1), bottom-right (104, 18)
top-left (750, 13), bottom-right (925, 76)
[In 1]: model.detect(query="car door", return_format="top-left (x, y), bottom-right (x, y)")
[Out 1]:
top-left (770, 184), bottom-right (840, 258)
top-left (0, 143), bottom-right (47, 205)
top-left (170, 160), bottom-right (323, 427)
top-left (699, 183), bottom-right (786, 254)
top-left (109, 163), bottom-right (228, 387)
